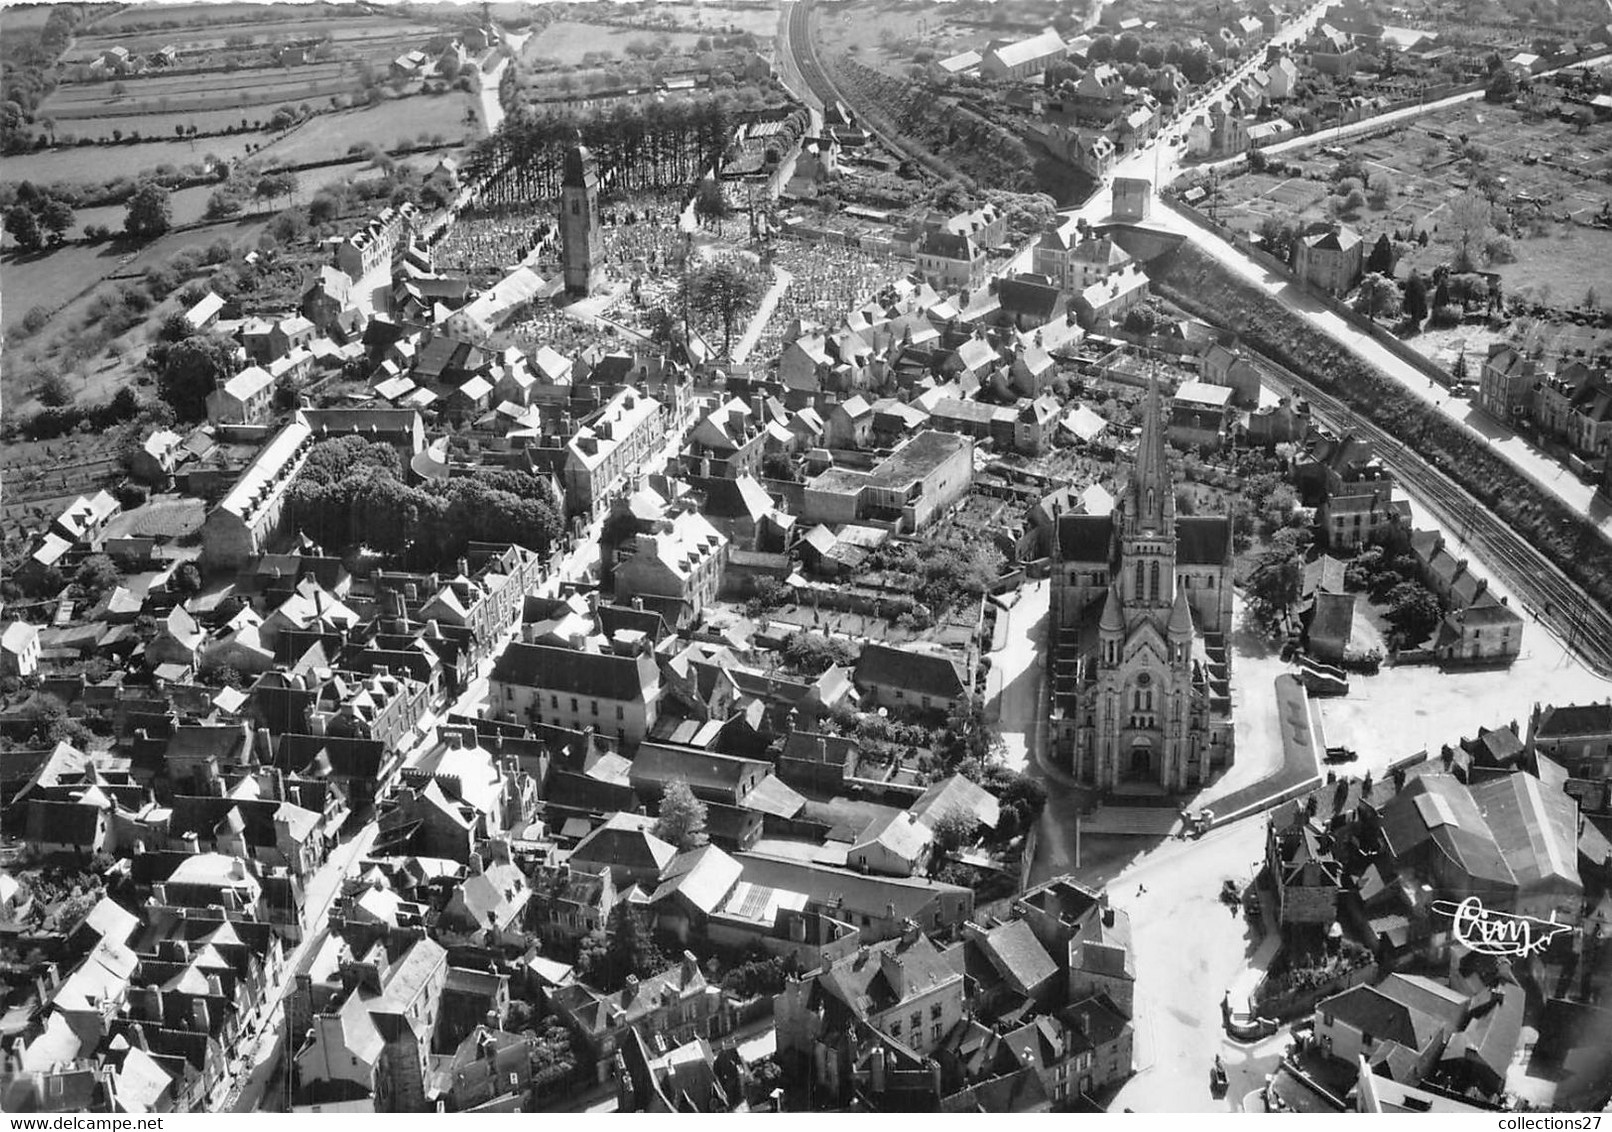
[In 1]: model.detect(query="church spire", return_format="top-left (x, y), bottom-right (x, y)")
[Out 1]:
top-left (1125, 371), bottom-right (1174, 536)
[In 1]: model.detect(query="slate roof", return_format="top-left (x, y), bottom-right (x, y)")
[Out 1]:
top-left (911, 775), bottom-right (1001, 831)
top-left (630, 744), bottom-right (768, 796)
top-left (1469, 772), bottom-right (1581, 893)
top-left (976, 919), bottom-right (1058, 995)
top-left (1319, 984), bottom-right (1450, 1052)
top-left (490, 642), bottom-right (659, 701)
top-left (1056, 514), bottom-right (1112, 563)
top-left (1535, 703), bottom-right (1612, 739)
top-left (1379, 774), bottom-right (1517, 893)
top-left (854, 644), bottom-right (968, 701)
top-left (1177, 516), bottom-right (1232, 564)
top-left (735, 852), bottom-right (971, 924)
top-left (650, 845), bottom-right (743, 914)
top-left (571, 813), bottom-right (677, 874)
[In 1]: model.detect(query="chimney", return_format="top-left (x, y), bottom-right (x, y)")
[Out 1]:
top-left (622, 975), bottom-right (639, 1004)
top-left (468, 851), bottom-right (484, 875)
top-left (129, 1022), bottom-right (148, 1052)
top-left (255, 727), bottom-right (273, 764)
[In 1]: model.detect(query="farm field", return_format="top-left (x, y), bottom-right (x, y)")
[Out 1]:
top-left (519, 20), bottom-right (711, 66)
top-left (66, 14), bottom-right (443, 60)
top-left (43, 62), bottom-right (364, 121)
top-left (54, 107), bottom-right (325, 143)
top-left (251, 94), bottom-right (481, 164)
top-left (86, 2), bottom-right (347, 34)
top-left (0, 136), bottom-right (254, 186)
top-left (1207, 99), bottom-right (1612, 302)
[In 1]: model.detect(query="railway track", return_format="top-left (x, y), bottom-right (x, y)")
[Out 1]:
top-left (783, 0), bottom-right (955, 182)
top-left (1251, 349), bottom-right (1612, 678)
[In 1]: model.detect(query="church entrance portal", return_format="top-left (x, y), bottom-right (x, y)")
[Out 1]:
top-left (1127, 744), bottom-right (1152, 781)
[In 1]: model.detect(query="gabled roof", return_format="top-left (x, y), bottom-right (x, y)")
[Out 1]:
top-left (854, 644), bottom-right (968, 701)
top-left (650, 845), bottom-right (743, 914)
top-left (572, 812), bottom-right (678, 874)
top-left (490, 642), bottom-right (660, 701)
top-left (911, 775), bottom-right (1001, 831)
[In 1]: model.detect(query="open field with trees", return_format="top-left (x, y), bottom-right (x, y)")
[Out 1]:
top-left (251, 93), bottom-right (479, 164)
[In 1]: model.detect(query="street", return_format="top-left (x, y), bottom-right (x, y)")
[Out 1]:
top-left (221, 820), bottom-right (379, 1112)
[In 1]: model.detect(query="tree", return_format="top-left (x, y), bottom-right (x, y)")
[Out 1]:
top-left (1447, 190), bottom-right (1491, 271)
top-left (124, 183), bottom-right (172, 240)
top-left (1367, 171), bottom-right (1395, 209)
top-left (602, 904), bottom-right (665, 990)
top-left (1247, 544), bottom-right (1303, 626)
top-left (157, 310), bottom-right (196, 343)
top-left (75, 554), bottom-right (121, 598)
top-left (205, 188), bottom-right (242, 219)
top-left (760, 450), bottom-right (799, 482)
top-left (1485, 67), bottom-right (1517, 102)
top-left (1484, 234), bottom-right (1515, 264)
top-left (1366, 232), bottom-right (1394, 275)
top-left (694, 177), bottom-right (731, 226)
top-left (171, 562), bottom-right (202, 596)
top-left (38, 197), bottom-right (73, 242)
top-left (153, 333), bottom-right (235, 421)
top-left (5, 205), bottom-right (43, 252)
top-left (652, 779), bottom-right (709, 851)
top-left (1355, 272), bottom-right (1402, 321)
top-left (1404, 272), bottom-right (1429, 326)
top-left (684, 256), bottom-right (767, 358)
top-left (1258, 216), bottom-right (1299, 262)
top-left (930, 807), bottom-right (980, 853)
top-left (1385, 581), bottom-right (1442, 646)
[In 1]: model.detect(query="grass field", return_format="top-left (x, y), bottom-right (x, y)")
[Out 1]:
top-left (43, 63), bottom-right (363, 123)
top-left (0, 4), bottom-right (55, 34)
top-left (519, 20), bottom-right (710, 66)
top-left (251, 93), bottom-right (480, 164)
top-left (0, 136), bottom-right (254, 185)
top-left (0, 243), bottom-right (126, 331)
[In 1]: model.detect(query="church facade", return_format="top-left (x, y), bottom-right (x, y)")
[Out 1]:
top-left (1050, 379), bottom-right (1235, 794)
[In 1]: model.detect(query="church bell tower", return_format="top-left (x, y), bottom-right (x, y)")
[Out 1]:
top-left (560, 141), bottom-right (604, 297)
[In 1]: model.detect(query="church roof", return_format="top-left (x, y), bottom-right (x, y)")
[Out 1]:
top-left (1100, 587), bottom-right (1124, 633)
top-left (1057, 514), bottom-right (1112, 564)
top-left (1177, 517), bottom-right (1231, 564)
top-left (1168, 584), bottom-right (1194, 634)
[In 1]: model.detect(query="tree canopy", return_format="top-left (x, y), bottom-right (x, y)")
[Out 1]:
top-left (124, 182), bottom-right (172, 240)
top-left (151, 332), bottom-right (235, 421)
top-left (651, 779), bottom-right (709, 852)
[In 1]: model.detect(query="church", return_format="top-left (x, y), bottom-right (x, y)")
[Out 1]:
top-left (1050, 377), bottom-right (1235, 794)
